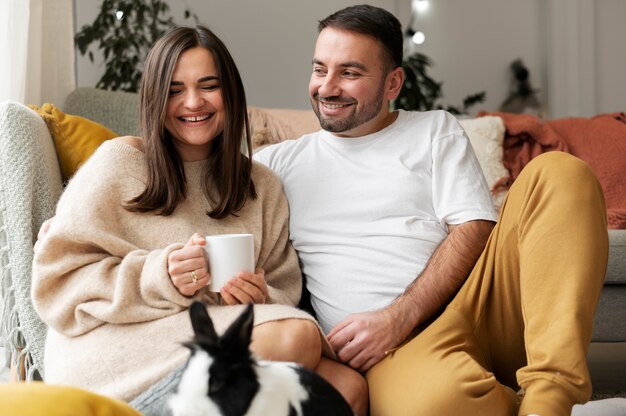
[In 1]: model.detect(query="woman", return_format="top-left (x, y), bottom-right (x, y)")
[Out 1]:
top-left (32, 26), bottom-right (367, 415)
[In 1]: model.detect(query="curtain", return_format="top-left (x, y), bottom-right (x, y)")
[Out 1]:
top-left (0, 0), bottom-right (75, 106)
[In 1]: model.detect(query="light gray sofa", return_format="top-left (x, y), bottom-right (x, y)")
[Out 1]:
top-left (1, 87), bottom-right (625, 383)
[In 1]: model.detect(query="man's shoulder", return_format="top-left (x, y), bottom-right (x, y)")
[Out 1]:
top-left (397, 110), bottom-right (465, 143)
top-left (253, 131), bottom-right (321, 167)
top-left (251, 159), bottom-right (281, 185)
top-left (401, 109), bottom-right (461, 128)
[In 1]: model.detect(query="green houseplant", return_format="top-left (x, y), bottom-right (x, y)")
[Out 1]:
top-left (75, 0), bottom-right (198, 92)
top-left (395, 52), bottom-right (485, 115)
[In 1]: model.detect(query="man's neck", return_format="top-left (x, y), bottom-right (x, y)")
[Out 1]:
top-left (334, 110), bottom-right (400, 139)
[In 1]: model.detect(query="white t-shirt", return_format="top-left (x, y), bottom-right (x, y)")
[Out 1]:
top-left (254, 110), bottom-right (497, 333)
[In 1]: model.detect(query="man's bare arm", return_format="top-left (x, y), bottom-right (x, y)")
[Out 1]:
top-left (328, 219), bottom-right (495, 371)
top-left (388, 219), bottom-right (495, 340)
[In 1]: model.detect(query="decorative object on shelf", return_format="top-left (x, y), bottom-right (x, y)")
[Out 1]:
top-left (499, 58), bottom-right (542, 116)
top-left (394, 52), bottom-right (486, 115)
top-left (75, 0), bottom-right (198, 92)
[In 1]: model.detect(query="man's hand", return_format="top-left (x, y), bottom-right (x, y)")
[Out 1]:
top-left (327, 308), bottom-right (407, 372)
top-left (33, 217), bottom-right (54, 253)
top-left (220, 268), bottom-right (268, 305)
top-left (327, 220), bottom-right (495, 373)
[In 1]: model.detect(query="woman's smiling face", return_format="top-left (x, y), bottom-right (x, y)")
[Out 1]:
top-left (165, 47), bottom-right (225, 162)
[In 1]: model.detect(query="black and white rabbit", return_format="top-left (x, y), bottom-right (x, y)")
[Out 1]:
top-left (169, 301), bottom-right (354, 416)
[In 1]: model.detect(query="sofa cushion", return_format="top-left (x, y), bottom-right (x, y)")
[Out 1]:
top-left (248, 106), bottom-right (320, 149)
top-left (607, 230), bottom-right (626, 284)
top-left (29, 103), bottom-right (118, 182)
top-left (459, 116), bottom-right (509, 209)
top-left (0, 382), bottom-right (141, 416)
top-left (63, 87), bottom-right (139, 136)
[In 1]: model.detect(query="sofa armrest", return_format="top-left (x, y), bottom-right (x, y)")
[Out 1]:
top-left (0, 100), bottom-right (63, 380)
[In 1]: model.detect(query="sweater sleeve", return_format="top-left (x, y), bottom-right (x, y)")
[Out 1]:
top-left (253, 164), bottom-right (302, 307)
top-left (32, 143), bottom-right (195, 337)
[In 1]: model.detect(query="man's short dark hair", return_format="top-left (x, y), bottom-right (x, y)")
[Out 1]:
top-left (318, 4), bottom-right (403, 71)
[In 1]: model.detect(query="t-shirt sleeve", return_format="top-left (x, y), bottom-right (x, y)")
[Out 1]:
top-left (253, 140), bottom-right (298, 180)
top-left (431, 118), bottom-right (498, 225)
top-left (252, 145), bottom-right (274, 168)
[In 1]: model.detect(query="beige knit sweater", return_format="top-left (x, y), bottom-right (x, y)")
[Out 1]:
top-left (32, 140), bottom-right (323, 402)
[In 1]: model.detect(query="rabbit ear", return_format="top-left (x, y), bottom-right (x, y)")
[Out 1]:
top-left (221, 304), bottom-right (254, 351)
top-left (189, 301), bottom-right (218, 341)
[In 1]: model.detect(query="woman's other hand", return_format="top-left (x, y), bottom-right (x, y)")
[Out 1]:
top-left (168, 233), bottom-right (210, 297)
top-left (220, 268), bottom-right (268, 305)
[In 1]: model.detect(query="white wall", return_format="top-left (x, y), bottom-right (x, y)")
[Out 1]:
top-left (75, 0), bottom-right (625, 116)
top-left (595, 0), bottom-right (626, 115)
top-left (75, 0), bottom-right (406, 110)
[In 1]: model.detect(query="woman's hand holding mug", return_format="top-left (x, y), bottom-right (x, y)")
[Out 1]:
top-left (168, 233), bottom-right (211, 296)
top-left (220, 268), bottom-right (268, 305)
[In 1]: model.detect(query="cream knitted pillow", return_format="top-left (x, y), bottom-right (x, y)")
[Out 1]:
top-left (459, 116), bottom-right (509, 209)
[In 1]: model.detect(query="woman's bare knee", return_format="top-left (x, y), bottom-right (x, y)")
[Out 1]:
top-left (251, 319), bottom-right (322, 368)
top-left (316, 357), bottom-right (369, 416)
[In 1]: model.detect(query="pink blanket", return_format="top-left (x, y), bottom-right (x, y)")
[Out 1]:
top-left (479, 111), bottom-right (626, 229)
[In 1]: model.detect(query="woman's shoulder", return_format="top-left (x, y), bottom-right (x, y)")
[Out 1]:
top-left (112, 135), bottom-right (144, 152)
top-left (81, 136), bottom-right (145, 172)
top-left (63, 137), bottom-right (147, 198)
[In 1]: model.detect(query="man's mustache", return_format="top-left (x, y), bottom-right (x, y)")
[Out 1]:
top-left (313, 94), bottom-right (356, 105)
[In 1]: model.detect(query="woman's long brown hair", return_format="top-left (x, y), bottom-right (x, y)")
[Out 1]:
top-left (125, 25), bottom-right (256, 219)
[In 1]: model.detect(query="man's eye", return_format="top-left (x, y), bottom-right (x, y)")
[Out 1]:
top-left (168, 90), bottom-right (181, 95)
top-left (313, 68), bottom-right (326, 75)
top-left (343, 71), bottom-right (360, 78)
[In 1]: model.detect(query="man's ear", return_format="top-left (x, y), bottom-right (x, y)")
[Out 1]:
top-left (386, 66), bottom-right (405, 101)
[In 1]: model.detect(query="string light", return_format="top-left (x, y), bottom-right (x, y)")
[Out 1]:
top-left (406, 0), bottom-right (429, 45)
top-left (413, 0), bottom-right (429, 14)
top-left (412, 31), bottom-right (426, 45)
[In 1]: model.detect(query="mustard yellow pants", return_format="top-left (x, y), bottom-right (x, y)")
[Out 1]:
top-left (367, 152), bottom-right (609, 416)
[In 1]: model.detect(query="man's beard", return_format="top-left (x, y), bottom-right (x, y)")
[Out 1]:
top-left (311, 85), bottom-right (385, 134)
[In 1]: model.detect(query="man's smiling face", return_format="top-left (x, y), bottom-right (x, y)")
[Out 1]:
top-left (308, 27), bottom-right (400, 138)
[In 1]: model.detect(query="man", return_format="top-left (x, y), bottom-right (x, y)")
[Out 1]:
top-left (254, 5), bottom-right (608, 416)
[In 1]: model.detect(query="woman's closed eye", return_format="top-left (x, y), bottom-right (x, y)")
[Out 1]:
top-left (201, 84), bottom-right (220, 91)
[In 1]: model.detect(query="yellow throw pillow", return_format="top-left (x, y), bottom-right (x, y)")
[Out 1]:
top-left (0, 382), bottom-right (141, 416)
top-left (29, 103), bottom-right (118, 182)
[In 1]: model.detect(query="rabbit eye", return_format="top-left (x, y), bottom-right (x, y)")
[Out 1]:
top-left (209, 378), bottom-right (225, 395)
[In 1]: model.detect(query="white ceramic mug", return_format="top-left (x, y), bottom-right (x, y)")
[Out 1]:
top-left (204, 233), bottom-right (254, 292)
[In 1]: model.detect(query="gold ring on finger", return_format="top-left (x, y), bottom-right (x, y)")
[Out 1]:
top-left (191, 270), bottom-right (199, 284)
